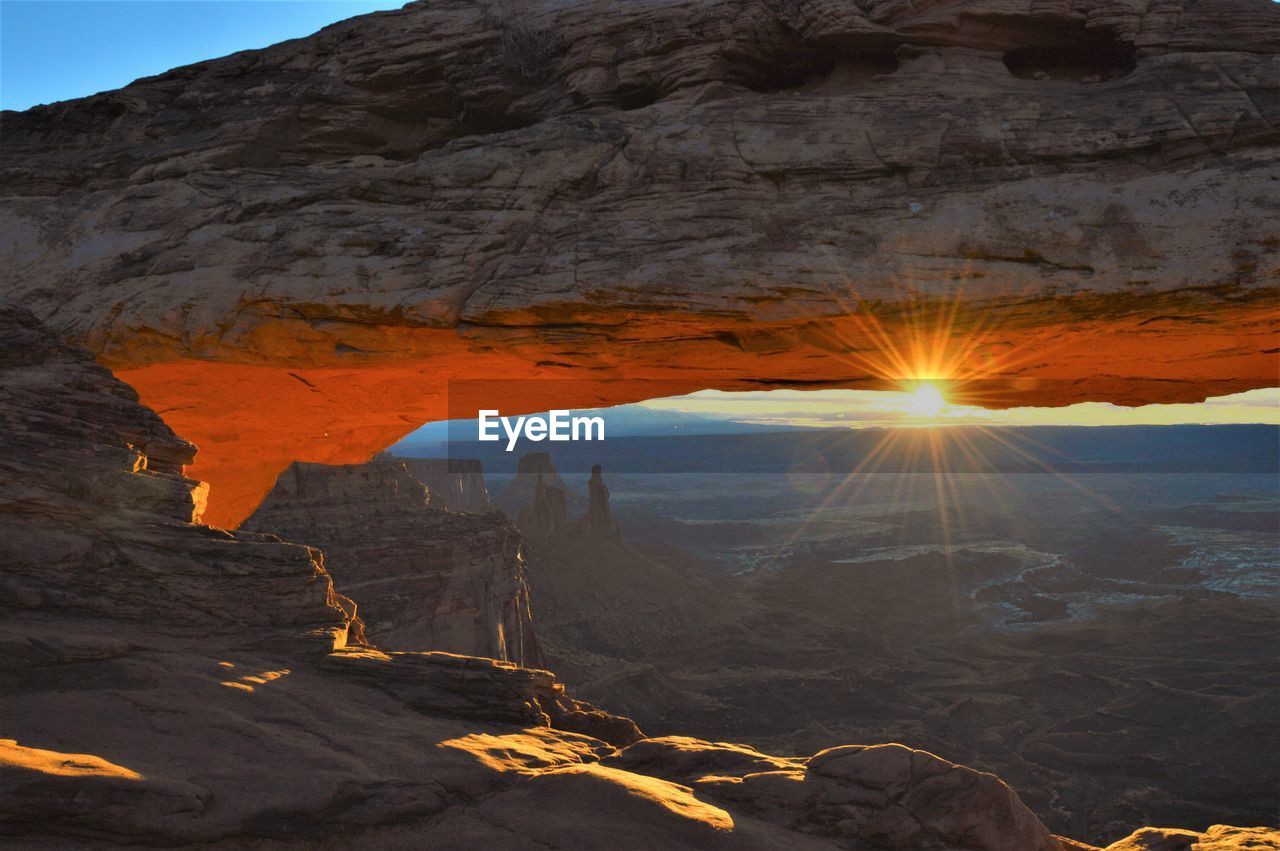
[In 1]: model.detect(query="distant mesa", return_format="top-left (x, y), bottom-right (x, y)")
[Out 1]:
top-left (519, 473), bottom-right (571, 541)
top-left (501, 453), bottom-right (621, 544)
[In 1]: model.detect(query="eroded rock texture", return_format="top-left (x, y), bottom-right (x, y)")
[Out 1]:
top-left (2, 0), bottom-right (1276, 525)
top-left (0, 308), bottom-right (650, 845)
top-left (242, 457), bottom-right (539, 665)
top-left (401, 457), bottom-right (491, 513)
top-left (1102, 825), bottom-right (1280, 851)
top-left (2, 305), bottom-right (1149, 851)
top-left (608, 738), bottom-right (1065, 851)
top-left (0, 307), bottom-right (357, 660)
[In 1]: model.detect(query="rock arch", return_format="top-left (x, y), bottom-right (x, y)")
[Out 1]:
top-left (2, 0), bottom-right (1276, 526)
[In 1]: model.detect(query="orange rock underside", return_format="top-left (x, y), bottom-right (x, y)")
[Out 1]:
top-left (114, 299), bottom-right (1279, 529)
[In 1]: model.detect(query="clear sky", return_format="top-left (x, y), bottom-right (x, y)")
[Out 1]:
top-left (1, 0), bottom-right (406, 111)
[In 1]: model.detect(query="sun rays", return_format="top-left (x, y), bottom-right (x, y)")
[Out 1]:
top-left (762, 275), bottom-right (1128, 575)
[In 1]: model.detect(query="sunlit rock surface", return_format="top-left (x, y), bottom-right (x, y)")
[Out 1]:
top-left (1102, 825), bottom-right (1280, 850)
top-left (0, 310), bottom-right (639, 844)
top-left (0, 309), bottom-right (911, 843)
top-left (0, 308), bottom-right (357, 658)
top-left (242, 457), bottom-right (540, 665)
top-left (1, 0), bottom-right (1276, 526)
top-left (0, 306), bottom-right (1267, 849)
top-left (609, 738), bottom-right (1065, 851)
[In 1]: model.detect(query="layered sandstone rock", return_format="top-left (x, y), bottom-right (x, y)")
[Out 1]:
top-left (0, 301), bottom-right (1267, 851)
top-left (608, 738), bottom-right (1066, 851)
top-left (1102, 825), bottom-right (1280, 850)
top-left (324, 646), bottom-right (642, 746)
top-left (242, 458), bottom-right (539, 665)
top-left (0, 310), bottom-right (640, 844)
top-left (400, 457), bottom-right (491, 513)
top-left (1, 0), bottom-right (1275, 525)
top-left (0, 307), bottom-right (357, 658)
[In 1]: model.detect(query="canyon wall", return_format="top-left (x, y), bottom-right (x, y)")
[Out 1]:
top-left (0, 300), bottom-right (1076, 851)
top-left (0, 307), bottom-right (648, 843)
top-left (499, 455), bottom-right (731, 708)
top-left (242, 458), bottom-right (539, 665)
top-left (0, 307), bottom-right (358, 660)
top-left (1, 308), bottom-right (1271, 848)
top-left (1, 0), bottom-right (1275, 525)
top-left (401, 457), bottom-right (491, 513)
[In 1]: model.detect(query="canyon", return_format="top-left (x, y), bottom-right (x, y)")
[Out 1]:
top-left (1, 0), bottom-right (1278, 846)
top-left (397, 446), bottom-right (1276, 842)
top-left (0, 307), bottom-right (1119, 848)
top-left (3, 320), bottom-right (1270, 845)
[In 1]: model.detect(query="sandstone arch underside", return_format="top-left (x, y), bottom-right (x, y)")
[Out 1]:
top-left (2, 0), bottom-right (1277, 527)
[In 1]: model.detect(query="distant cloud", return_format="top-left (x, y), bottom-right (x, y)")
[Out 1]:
top-left (641, 387), bottom-right (1280, 429)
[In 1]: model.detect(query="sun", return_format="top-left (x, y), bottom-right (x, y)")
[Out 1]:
top-left (902, 382), bottom-right (947, 418)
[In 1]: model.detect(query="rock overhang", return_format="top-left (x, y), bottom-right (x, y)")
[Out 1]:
top-left (0, 0), bottom-right (1276, 526)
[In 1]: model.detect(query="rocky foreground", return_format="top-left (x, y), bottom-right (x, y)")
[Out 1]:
top-left (1, 0), bottom-right (1277, 843)
top-left (2, 315), bottom-right (1276, 849)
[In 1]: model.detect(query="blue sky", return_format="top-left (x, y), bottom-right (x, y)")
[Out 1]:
top-left (1, 0), bottom-right (406, 111)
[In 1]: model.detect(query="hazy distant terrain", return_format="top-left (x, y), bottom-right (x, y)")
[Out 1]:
top-left (398, 423), bottom-right (1279, 476)
top-left (395, 425), bottom-right (1280, 843)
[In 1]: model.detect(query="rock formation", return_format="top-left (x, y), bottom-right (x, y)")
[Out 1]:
top-left (2, 0), bottom-right (1276, 525)
top-left (519, 474), bottom-right (571, 540)
top-left (1, 0), bottom-right (1278, 842)
top-left (0, 302), bottom-right (1097, 851)
top-left (0, 307), bottom-right (358, 660)
top-left (1101, 825), bottom-right (1280, 850)
top-left (242, 457), bottom-right (539, 665)
top-left (0, 307), bottom-right (649, 843)
top-left (609, 739), bottom-right (1065, 851)
top-left (0, 267), bottom-right (1269, 851)
top-left (499, 452), bottom-right (574, 511)
top-left (501, 454), bottom-right (621, 541)
top-left (400, 457), bottom-right (491, 513)
top-left (496, 455), bottom-right (732, 716)
top-left (582, 464), bottom-right (622, 541)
